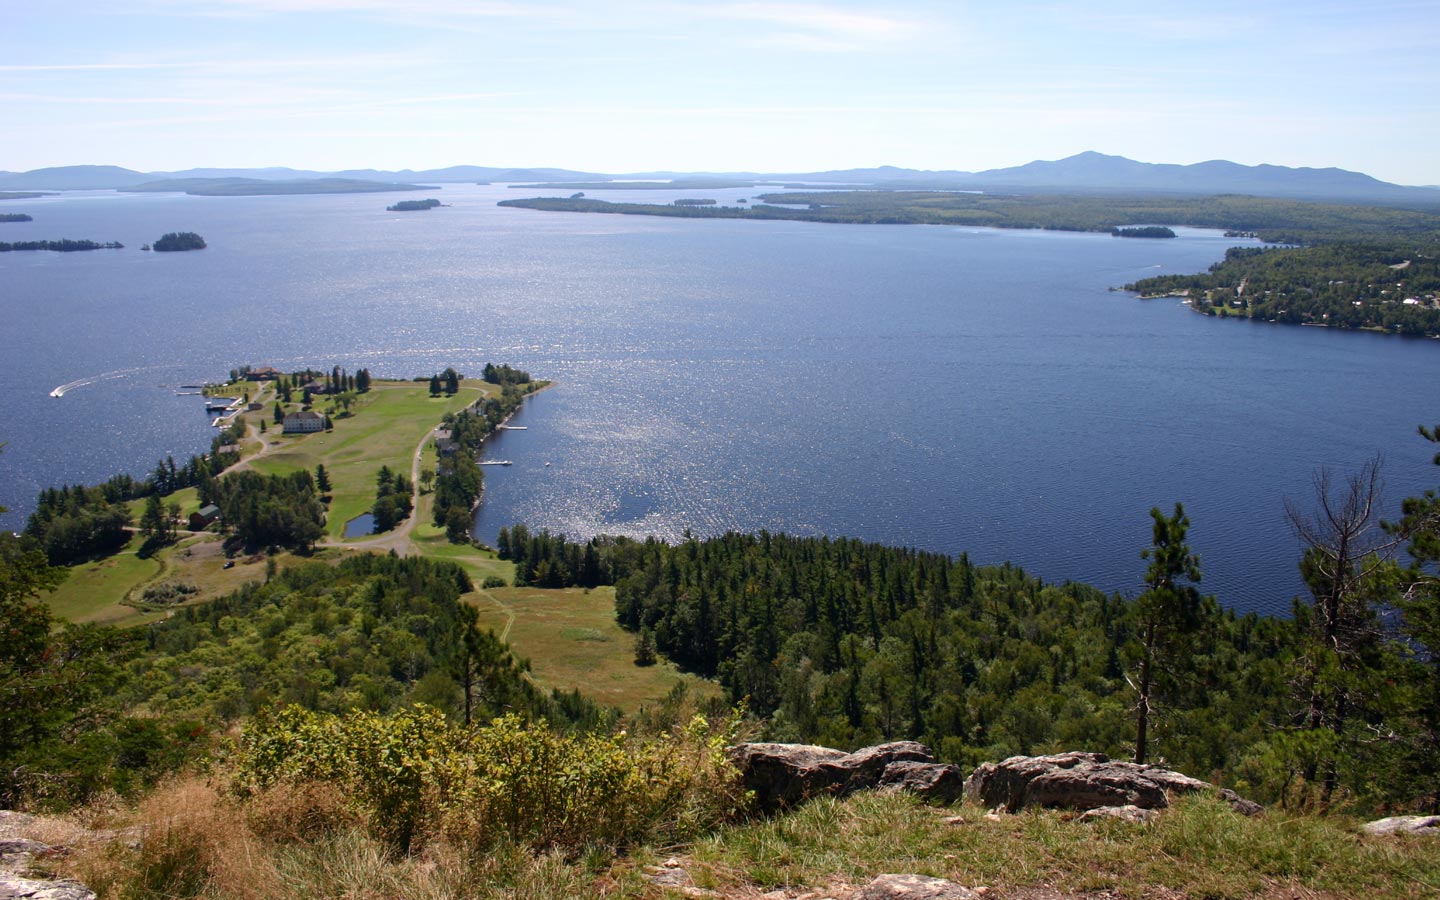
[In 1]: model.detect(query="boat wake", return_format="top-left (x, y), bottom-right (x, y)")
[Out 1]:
top-left (48, 365), bottom-right (174, 398)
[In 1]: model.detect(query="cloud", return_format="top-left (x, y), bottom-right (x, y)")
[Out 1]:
top-left (695, 2), bottom-right (924, 50)
top-left (140, 0), bottom-right (543, 15)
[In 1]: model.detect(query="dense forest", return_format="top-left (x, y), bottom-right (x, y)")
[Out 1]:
top-left (0, 549), bottom-right (602, 807)
top-left (1127, 243), bottom-right (1440, 335)
top-left (496, 442), bottom-right (1440, 812)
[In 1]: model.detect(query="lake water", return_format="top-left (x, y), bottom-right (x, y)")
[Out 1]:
top-left (2, 183), bottom-right (1436, 618)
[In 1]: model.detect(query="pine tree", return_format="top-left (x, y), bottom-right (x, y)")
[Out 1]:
top-left (1130, 503), bottom-right (1203, 764)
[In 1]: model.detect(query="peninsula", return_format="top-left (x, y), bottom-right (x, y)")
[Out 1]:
top-left (0, 238), bottom-right (122, 252)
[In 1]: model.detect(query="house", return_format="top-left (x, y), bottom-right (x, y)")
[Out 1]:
top-left (436, 437), bottom-right (459, 457)
top-left (283, 410), bottom-right (325, 434)
top-left (245, 366), bottom-right (280, 381)
top-left (247, 402), bottom-right (264, 411)
top-left (189, 505), bottom-right (221, 531)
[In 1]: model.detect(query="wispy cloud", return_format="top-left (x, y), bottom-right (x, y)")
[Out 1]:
top-left (0, 62), bottom-right (195, 72)
top-left (696, 2), bottom-right (925, 50)
top-left (140, 0), bottom-right (544, 16)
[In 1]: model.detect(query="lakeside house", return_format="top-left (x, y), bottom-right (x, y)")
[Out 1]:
top-left (245, 366), bottom-right (280, 381)
top-left (282, 410), bottom-right (325, 434)
top-left (189, 505), bottom-right (221, 531)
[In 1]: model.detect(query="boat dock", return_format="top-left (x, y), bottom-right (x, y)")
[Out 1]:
top-left (497, 425), bottom-right (528, 430)
top-left (479, 460), bottom-right (513, 466)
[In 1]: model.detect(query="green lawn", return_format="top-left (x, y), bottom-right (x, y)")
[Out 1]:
top-left (248, 380), bottom-right (490, 538)
top-left (42, 533), bottom-right (163, 626)
top-left (471, 585), bottom-right (721, 712)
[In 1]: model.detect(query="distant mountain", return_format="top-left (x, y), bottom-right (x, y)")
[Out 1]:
top-left (0, 165), bottom-right (152, 190)
top-left (124, 178), bottom-right (433, 196)
top-left (957, 151), bottom-right (1431, 203)
top-left (4, 155), bottom-right (1435, 206)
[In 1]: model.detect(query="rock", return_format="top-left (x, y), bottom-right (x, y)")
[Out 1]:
top-left (0, 841), bottom-right (59, 872)
top-left (728, 741), bottom-right (938, 810)
top-left (878, 761), bottom-right (966, 805)
top-left (1076, 804), bottom-right (1160, 824)
top-left (963, 751), bottom-right (1261, 817)
top-left (0, 873), bottom-right (96, 900)
top-left (859, 874), bottom-right (978, 899)
top-left (1361, 815), bottom-right (1440, 835)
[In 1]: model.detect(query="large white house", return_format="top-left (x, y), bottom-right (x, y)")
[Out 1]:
top-left (282, 410), bottom-right (325, 434)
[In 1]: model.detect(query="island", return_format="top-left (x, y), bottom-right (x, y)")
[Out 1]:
top-left (0, 239), bottom-right (123, 252)
top-left (1111, 225), bottom-right (1175, 238)
top-left (386, 198), bottom-right (442, 211)
top-left (0, 213), bottom-right (33, 223)
top-left (124, 177), bottom-right (437, 196)
top-left (153, 231), bottom-right (207, 252)
top-left (0, 191), bottom-right (54, 200)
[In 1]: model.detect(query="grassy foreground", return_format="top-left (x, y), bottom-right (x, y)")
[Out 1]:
top-left (36, 778), bottom-right (1440, 900)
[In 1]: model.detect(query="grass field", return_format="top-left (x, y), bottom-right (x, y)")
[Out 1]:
top-left (42, 533), bottom-right (163, 626)
top-left (471, 585), bottom-right (721, 712)
top-left (247, 380), bottom-right (490, 538)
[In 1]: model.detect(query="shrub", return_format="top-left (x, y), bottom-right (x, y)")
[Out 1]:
top-left (235, 705), bottom-right (746, 854)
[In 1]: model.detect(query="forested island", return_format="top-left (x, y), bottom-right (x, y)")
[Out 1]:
top-left (152, 231), bottom-right (206, 251)
top-left (0, 238), bottom-right (122, 252)
top-left (1112, 225), bottom-right (1175, 238)
top-left (387, 198), bottom-right (442, 211)
top-left (0, 213), bottom-right (33, 222)
top-left (0, 191), bottom-right (52, 200)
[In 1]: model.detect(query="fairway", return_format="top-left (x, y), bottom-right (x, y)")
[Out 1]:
top-left (247, 380), bottom-right (490, 538)
top-left (471, 585), bottom-right (721, 712)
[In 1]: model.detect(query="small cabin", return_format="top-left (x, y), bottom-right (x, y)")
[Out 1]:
top-left (189, 505), bottom-right (221, 531)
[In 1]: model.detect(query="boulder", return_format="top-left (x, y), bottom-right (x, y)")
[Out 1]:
top-left (859, 874), bottom-right (979, 900)
top-left (963, 751), bottom-right (1261, 816)
top-left (878, 761), bottom-right (967, 805)
top-left (729, 742), bottom-right (955, 810)
top-left (1361, 815), bottom-right (1440, 836)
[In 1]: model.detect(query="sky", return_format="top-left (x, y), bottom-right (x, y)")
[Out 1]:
top-left (4, 0), bottom-right (1439, 184)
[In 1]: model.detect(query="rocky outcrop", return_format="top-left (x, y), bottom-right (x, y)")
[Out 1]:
top-left (963, 751), bottom-right (1261, 816)
top-left (1361, 815), bottom-right (1440, 836)
top-left (729, 742), bottom-right (964, 810)
top-left (859, 874), bottom-right (979, 899)
top-left (0, 814), bottom-right (96, 900)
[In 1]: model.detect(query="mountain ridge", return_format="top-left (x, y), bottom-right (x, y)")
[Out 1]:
top-left (3, 153), bottom-right (1435, 207)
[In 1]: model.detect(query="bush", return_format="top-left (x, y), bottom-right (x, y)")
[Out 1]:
top-left (235, 705), bottom-right (746, 854)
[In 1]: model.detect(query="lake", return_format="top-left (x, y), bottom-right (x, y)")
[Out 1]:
top-left (1, 183), bottom-right (1435, 617)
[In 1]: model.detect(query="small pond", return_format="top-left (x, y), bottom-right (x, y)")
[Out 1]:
top-left (344, 513), bottom-right (375, 537)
